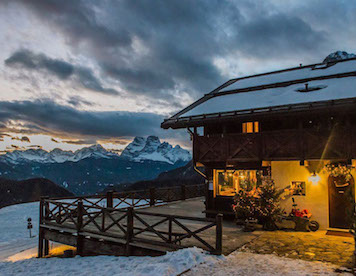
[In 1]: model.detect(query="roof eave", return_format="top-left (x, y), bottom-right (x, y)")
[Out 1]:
top-left (161, 97), bottom-right (356, 129)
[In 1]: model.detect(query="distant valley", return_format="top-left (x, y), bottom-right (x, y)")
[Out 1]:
top-left (0, 136), bottom-right (191, 195)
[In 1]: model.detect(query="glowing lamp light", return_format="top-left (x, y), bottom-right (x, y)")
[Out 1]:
top-left (308, 171), bottom-right (320, 184)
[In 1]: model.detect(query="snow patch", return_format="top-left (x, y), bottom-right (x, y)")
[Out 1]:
top-left (186, 251), bottom-right (351, 276)
top-left (0, 247), bottom-right (218, 276)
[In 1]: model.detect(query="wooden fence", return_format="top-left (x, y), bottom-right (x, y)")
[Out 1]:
top-left (39, 184), bottom-right (223, 257)
top-left (49, 183), bottom-right (206, 209)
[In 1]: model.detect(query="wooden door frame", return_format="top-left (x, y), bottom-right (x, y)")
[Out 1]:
top-left (328, 174), bottom-right (355, 229)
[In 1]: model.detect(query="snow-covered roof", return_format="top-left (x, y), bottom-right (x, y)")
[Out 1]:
top-left (162, 58), bottom-right (356, 129)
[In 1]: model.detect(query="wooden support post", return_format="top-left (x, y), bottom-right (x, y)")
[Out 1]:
top-left (44, 239), bottom-right (49, 256)
top-left (38, 229), bottom-right (44, 258)
top-left (106, 190), bottom-right (113, 208)
top-left (149, 188), bottom-right (156, 206)
top-left (76, 200), bottom-right (84, 256)
top-left (168, 216), bottom-right (172, 243)
top-left (181, 185), bottom-right (186, 200)
top-left (37, 198), bottom-right (44, 258)
top-left (126, 207), bottom-right (134, 256)
top-left (101, 209), bottom-right (106, 232)
top-left (215, 214), bottom-right (223, 255)
top-left (44, 199), bottom-right (49, 256)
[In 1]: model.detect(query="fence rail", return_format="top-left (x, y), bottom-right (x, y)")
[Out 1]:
top-left (39, 184), bottom-right (222, 257)
top-left (49, 183), bottom-right (206, 209)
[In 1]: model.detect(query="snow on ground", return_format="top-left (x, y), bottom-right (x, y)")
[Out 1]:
top-left (0, 202), bottom-right (218, 276)
top-left (185, 251), bottom-right (351, 276)
top-left (0, 247), bottom-right (218, 276)
top-left (0, 202), bottom-right (39, 261)
top-left (0, 199), bottom-right (149, 261)
top-left (1, 201), bottom-right (352, 276)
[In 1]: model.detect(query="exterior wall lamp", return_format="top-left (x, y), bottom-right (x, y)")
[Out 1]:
top-left (308, 171), bottom-right (320, 185)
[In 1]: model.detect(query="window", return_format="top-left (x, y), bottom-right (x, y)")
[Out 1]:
top-left (242, 121), bottom-right (259, 133)
top-left (214, 169), bottom-right (262, 196)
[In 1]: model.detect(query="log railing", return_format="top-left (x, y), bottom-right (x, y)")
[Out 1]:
top-left (49, 184), bottom-right (206, 209)
top-left (193, 127), bottom-right (355, 163)
top-left (39, 184), bottom-right (222, 256)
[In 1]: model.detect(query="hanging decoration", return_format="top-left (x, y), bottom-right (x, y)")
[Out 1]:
top-left (324, 163), bottom-right (353, 193)
top-left (324, 163), bottom-right (352, 181)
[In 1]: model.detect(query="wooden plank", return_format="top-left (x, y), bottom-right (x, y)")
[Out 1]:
top-left (43, 229), bottom-right (77, 246)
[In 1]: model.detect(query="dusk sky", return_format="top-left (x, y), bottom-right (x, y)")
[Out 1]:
top-left (0, 0), bottom-right (355, 153)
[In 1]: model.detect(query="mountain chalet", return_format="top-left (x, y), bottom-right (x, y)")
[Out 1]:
top-left (162, 57), bottom-right (356, 230)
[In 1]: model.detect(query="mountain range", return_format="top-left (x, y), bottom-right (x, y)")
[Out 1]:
top-left (1, 136), bottom-right (191, 165)
top-left (121, 136), bottom-right (191, 164)
top-left (0, 136), bottom-right (191, 195)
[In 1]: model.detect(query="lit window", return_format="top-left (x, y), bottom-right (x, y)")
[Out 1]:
top-left (214, 169), bottom-right (262, 196)
top-left (242, 121), bottom-right (259, 133)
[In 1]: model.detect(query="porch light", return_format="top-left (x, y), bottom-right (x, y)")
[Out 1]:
top-left (308, 171), bottom-right (320, 184)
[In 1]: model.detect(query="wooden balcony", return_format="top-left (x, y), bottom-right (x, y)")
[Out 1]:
top-left (193, 127), bottom-right (355, 164)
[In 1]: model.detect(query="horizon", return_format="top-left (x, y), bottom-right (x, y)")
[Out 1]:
top-left (0, 1), bottom-right (355, 153)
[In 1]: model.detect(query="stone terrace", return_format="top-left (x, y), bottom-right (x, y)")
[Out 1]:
top-left (239, 230), bottom-right (354, 269)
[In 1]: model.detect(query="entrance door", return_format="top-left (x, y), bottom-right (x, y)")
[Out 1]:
top-left (328, 175), bottom-right (354, 229)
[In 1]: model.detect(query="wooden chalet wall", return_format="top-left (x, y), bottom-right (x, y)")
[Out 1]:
top-left (193, 125), bottom-right (354, 165)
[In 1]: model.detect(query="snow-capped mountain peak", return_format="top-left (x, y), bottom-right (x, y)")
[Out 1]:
top-left (0, 137), bottom-right (191, 165)
top-left (121, 136), bottom-right (191, 164)
top-left (323, 51), bottom-right (356, 63)
top-left (72, 144), bottom-right (115, 162)
top-left (1, 144), bottom-right (116, 164)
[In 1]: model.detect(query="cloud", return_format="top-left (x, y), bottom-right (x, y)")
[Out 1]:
top-left (63, 139), bottom-right (93, 145)
top-left (5, 49), bottom-right (119, 95)
top-left (0, 133), bottom-right (11, 138)
top-left (0, 99), bottom-right (173, 139)
top-left (11, 136), bottom-right (31, 142)
top-left (0, 0), bottom-right (353, 149)
top-left (100, 139), bottom-right (129, 145)
top-left (235, 14), bottom-right (327, 58)
top-left (28, 145), bottom-right (42, 149)
top-left (67, 96), bottom-right (94, 108)
top-left (1, 0), bottom-right (340, 108)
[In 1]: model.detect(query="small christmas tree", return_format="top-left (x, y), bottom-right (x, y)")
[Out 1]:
top-left (256, 177), bottom-right (285, 230)
top-left (233, 176), bottom-right (284, 230)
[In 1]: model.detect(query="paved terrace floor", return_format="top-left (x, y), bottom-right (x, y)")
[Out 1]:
top-left (239, 230), bottom-right (354, 268)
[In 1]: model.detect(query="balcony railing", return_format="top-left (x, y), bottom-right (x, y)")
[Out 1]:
top-left (193, 127), bottom-right (354, 163)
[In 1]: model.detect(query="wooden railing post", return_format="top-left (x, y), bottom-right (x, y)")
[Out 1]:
top-left (76, 200), bottom-right (84, 256)
top-left (126, 207), bottom-right (134, 256)
top-left (44, 199), bottom-right (50, 256)
top-left (168, 216), bottom-right (173, 243)
top-left (106, 191), bottom-right (113, 208)
top-left (215, 214), bottom-right (223, 255)
top-left (38, 198), bottom-right (44, 258)
top-left (38, 196), bottom-right (50, 257)
top-left (181, 185), bottom-right (186, 200)
top-left (150, 188), bottom-right (156, 206)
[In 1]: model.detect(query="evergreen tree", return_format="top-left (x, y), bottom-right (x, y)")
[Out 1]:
top-left (233, 176), bottom-right (284, 230)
